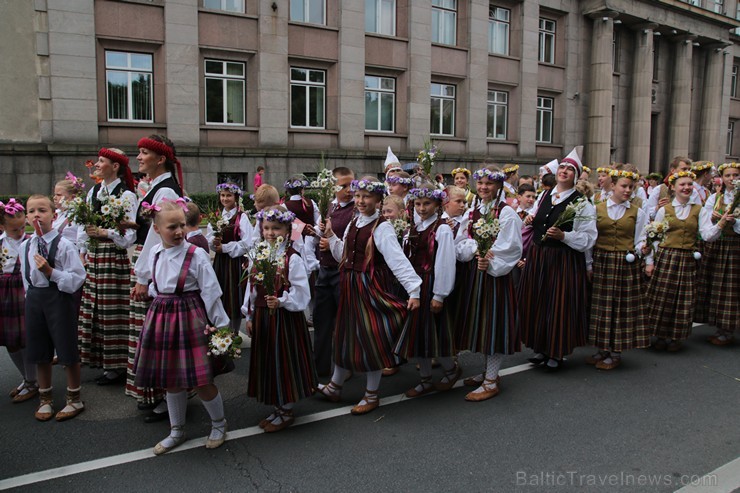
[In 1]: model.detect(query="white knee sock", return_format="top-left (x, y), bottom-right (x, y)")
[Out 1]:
top-left (471, 354), bottom-right (503, 394)
top-left (202, 392), bottom-right (226, 441)
top-left (356, 370), bottom-right (382, 406)
top-left (160, 391), bottom-right (187, 448)
top-left (270, 402), bottom-right (294, 425)
top-left (330, 366), bottom-right (351, 387)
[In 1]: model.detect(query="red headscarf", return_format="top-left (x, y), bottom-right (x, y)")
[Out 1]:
top-left (137, 137), bottom-right (184, 187)
top-left (98, 148), bottom-right (136, 192)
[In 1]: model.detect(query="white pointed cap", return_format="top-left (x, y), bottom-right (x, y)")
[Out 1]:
top-left (540, 159), bottom-right (559, 176)
top-left (561, 146), bottom-right (583, 177)
top-left (384, 146), bottom-right (402, 174)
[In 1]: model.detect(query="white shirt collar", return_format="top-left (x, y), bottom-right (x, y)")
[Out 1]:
top-left (100, 178), bottom-right (122, 194)
top-left (222, 207), bottom-right (237, 218)
top-left (606, 198), bottom-right (630, 209)
top-left (671, 198), bottom-right (691, 208)
top-left (186, 230), bottom-right (202, 239)
top-left (38, 229), bottom-right (59, 243)
top-left (289, 194), bottom-right (302, 201)
top-left (415, 213), bottom-right (438, 229)
top-left (150, 172), bottom-right (173, 187)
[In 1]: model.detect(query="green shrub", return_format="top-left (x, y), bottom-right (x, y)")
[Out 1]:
top-left (188, 192), bottom-right (255, 214)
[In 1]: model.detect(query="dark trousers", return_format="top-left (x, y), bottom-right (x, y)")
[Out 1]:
top-left (26, 286), bottom-right (79, 366)
top-left (312, 266), bottom-right (340, 376)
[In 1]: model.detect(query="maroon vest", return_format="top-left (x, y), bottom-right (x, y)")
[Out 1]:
top-left (405, 217), bottom-right (444, 275)
top-left (221, 212), bottom-right (239, 243)
top-left (466, 203), bottom-right (508, 239)
top-left (285, 198), bottom-right (315, 235)
top-left (320, 201), bottom-right (355, 269)
top-left (341, 216), bottom-right (388, 273)
top-left (253, 246), bottom-right (297, 307)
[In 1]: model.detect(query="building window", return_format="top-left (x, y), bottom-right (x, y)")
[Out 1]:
top-left (430, 83), bottom-right (455, 136)
top-left (488, 6), bottom-right (510, 55)
top-left (432, 0), bottom-right (456, 46)
top-left (714, 0), bottom-right (724, 14)
top-left (736, 4), bottom-right (740, 35)
top-left (366, 0), bottom-right (395, 36)
top-left (204, 60), bottom-right (245, 125)
top-left (727, 121), bottom-right (735, 155)
top-left (486, 90), bottom-right (508, 139)
top-left (538, 18), bottom-right (556, 64)
top-left (732, 65), bottom-right (738, 98)
top-left (536, 96), bottom-right (553, 143)
top-left (684, 0), bottom-right (700, 5)
top-left (105, 51), bottom-right (153, 123)
top-left (203, 0), bottom-right (244, 13)
top-left (290, 0), bottom-right (325, 25)
top-left (290, 67), bottom-right (325, 128)
top-left (365, 76), bottom-right (395, 132)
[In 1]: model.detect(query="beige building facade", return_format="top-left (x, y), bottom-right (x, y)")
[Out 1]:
top-left (1, 0), bottom-right (739, 194)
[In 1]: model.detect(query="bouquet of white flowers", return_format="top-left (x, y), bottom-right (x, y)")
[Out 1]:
top-left (308, 157), bottom-right (338, 220)
top-left (0, 245), bottom-right (10, 269)
top-left (541, 196), bottom-right (593, 242)
top-left (244, 238), bottom-right (288, 315)
top-left (730, 179), bottom-right (740, 218)
top-left (97, 193), bottom-right (132, 230)
top-left (643, 219), bottom-right (670, 253)
top-left (472, 213), bottom-right (501, 255)
top-left (417, 140), bottom-right (440, 179)
top-left (205, 325), bottom-right (242, 376)
top-left (205, 209), bottom-right (229, 238)
top-left (391, 217), bottom-right (410, 244)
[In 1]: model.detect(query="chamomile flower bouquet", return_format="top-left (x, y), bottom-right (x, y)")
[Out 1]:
top-left (205, 325), bottom-right (242, 376)
top-left (205, 209), bottom-right (229, 239)
top-left (308, 155), bottom-right (338, 220)
top-left (731, 179), bottom-right (740, 218)
top-left (0, 245), bottom-right (11, 269)
top-left (97, 193), bottom-right (133, 230)
top-left (243, 237), bottom-right (288, 315)
top-left (391, 214), bottom-right (410, 244)
top-left (471, 208), bottom-right (501, 255)
top-left (643, 219), bottom-right (670, 253)
top-left (417, 140), bottom-right (440, 180)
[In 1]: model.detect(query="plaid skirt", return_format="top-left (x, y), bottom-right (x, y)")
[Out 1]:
top-left (334, 269), bottom-right (407, 372)
top-left (705, 235), bottom-right (740, 333)
top-left (693, 240), bottom-right (712, 323)
top-left (78, 241), bottom-right (131, 370)
top-left (518, 244), bottom-right (588, 359)
top-left (125, 245), bottom-right (162, 404)
top-left (248, 306), bottom-right (317, 406)
top-left (133, 292), bottom-right (213, 389)
top-left (588, 250), bottom-right (650, 351)
top-left (453, 261), bottom-right (519, 356)
top-left (0, 273), bottom-right (25, 350)
top-left (646, 247), bottom-right (697, 341)
top-left (213, 252), bottom-right (243, 327)
top-left (394, 272), bottom-right (457, 359)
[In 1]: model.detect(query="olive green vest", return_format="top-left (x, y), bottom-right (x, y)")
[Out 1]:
top-left (595, 201), bottom-right (639, 252)
top-left (661, 203), bottom-right (701, 250)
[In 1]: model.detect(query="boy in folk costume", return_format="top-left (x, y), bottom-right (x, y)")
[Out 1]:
top-left (519, 147), bottom-right (597, 371)
top-left (646, 157), bottom-right (701, 220)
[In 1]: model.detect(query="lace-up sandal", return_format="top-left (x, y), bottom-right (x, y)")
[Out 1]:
top-left (351, 390), bottom-right (379, 415)
top-left (55, 388), bottom-right (85, 421)
top-left (435, 364), bottom-right (462, 392)
top-left (585, 351), bottom-right (610, 365)
top-left (316, 381), bottom-right (342, 403)
top-left (34, 389), bottom-right (54, 422)
top-left (154, 426), bottom-right (186, 456)
top-left (263, 408), bottom-right (294, 433)
top-left (205, 419), bottom-right (228, 448)
top-left (13, 381), bottom-right (39, 403)
top-left (464, 378), bottom-right (500, 402)
top-left (404, 377), bottom-right (435, 398)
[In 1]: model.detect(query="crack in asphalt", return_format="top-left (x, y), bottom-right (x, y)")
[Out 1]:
top-left (226, 443), bottom-right (287, 492)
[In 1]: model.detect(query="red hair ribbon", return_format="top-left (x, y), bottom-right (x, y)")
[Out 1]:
top-left (137, 137), bottom-right (184, 188)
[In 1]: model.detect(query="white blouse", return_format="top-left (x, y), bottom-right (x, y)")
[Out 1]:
top-left (53, 210), bottom-right (81, 249)
top-left (443, 210), bottom-right (472, 247)
top-left (205, 207), bottom-right (254, 258)
top-left (20, 230), bottom-right (86, 294)
top-left (409, 213), bottom-right (455, 302)
top-left (703, 190), bottom-right (740, 236)
top-left (328, 210), bottom-right (422, 299)
top-left (77, 178), bottom-right (138, 252)
top-left (240, 246), bottom-right (311, 321)
top-left (529, 187), bottom-right (598, 253)
top-left (147, 242), bottom-right (230, 328)
top-left (456, 199), bottom-right (523, 277)
top-left (1, 234), bottom-right (27, 274)
top-left (646, 183), bottom-right (701, 220)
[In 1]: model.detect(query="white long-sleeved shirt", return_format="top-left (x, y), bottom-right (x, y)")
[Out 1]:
top-left (442, 210), bottom-right (472, 246)
top-left (134, 173), bottom-right (181, 284)
top-left (409, 214), bottom-right (455, 302)
top-left (529, 187), bottom-right (598, 253)
top-left (456, 199), bottom-right (523, 277)
top-left (328, 210), bottom-right (422, 299)
top-left (646, 183), bottom-right (701, 220)
top-left (77, 179), bottom-right (138, 252)
top-left (205, 208), bottom-right (254, 258)
top-left (147, 242), bottom-right (230, 328)
top-left (1, 233), bottom-right (28, 274)
top-left (638, 198), bottom-right (718, 265)
top-left (20, 230), bottom-right (86, 294)
top-left (703, 190), bottom-right (740, 236)
top-left (585, 198), bottom-right (648, 270)
top-left (240, 246), bottom-right (311, 322)
top-left (53, 209), bottom-right (81, 249)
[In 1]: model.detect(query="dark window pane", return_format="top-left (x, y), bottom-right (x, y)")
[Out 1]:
top-left (206, 78), bottom-right (224, 123)
top-left (365, 91), bottom-right (379, 130)
top-left (107, 71), bottom-right (128, 120)
top-left (291, 85), bottom-right (306, 126)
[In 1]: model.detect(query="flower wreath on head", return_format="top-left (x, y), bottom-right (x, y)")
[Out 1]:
top-left (582, 166), bottom-right (592, 174)
top-left (718, 162), bottom-right (740, 173)
top-left (386, 175), bottom-right (414, 186)
top-left (408, 187), bottom-right (447, 202)
top-left (472, 168), bottom-right (507, 182)
top-left (0, 198), bottom-right (24, 216)
top-left (668, 170), bottom-right (697, 185)
top-left (256, 208), bottom-right (296, 224)
top-left (216, 182), bottom-right (242, 196)
top-left (596, 167), bottom-right (613, 174)
top-left (609, 169), bottom-right (640, 181)
top-left (284, 177), bottom-right (310, 191)
top-left (350, 179), bottom-right (387, 195)
top-left (691, 161), bottom-right (714, 172)
top-left (451, 167), bottom-right (471, 177)
top-left (502, 164), bottom-right (519, 174)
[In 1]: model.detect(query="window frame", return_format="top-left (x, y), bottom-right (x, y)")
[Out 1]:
top-left (430, 82), bottom-right (456, 136)
top-left (105, 50), bottom-right (154, 123)
top-left (290, 0), bottom-right (326, 25)
top-left (486, 90), bottom-right (508, 140)
top-left (538, 18), bottom-right (556, 64)
top-left (536, 96), bottom-right (554, 144)
top-left (290, 67), bottom-right (327, 129)
top-left (727, 121), bottom-right (735, 156)
top-left (202, 0), bottom-right (245, 13)
top-left (366, 0), bottom-right (396, 36)
top-left (204, 59), bottom-right (246, 126)
top-left (431, 0), bottom-right (457, 46)
top-left (488, 5), bottom-right (510, 56)
top-left (732, 65), bottom-right (738, 99)
top-left (364, 75), bottom-right (396, 133)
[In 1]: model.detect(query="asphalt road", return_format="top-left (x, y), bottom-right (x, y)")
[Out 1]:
top-left (0, 323), bottom-right (738, 493)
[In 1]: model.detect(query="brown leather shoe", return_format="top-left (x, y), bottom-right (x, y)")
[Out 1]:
top-left (404, 378), bottom-right (435, 398)
top-left (707, 335), bottom-right (733, 346)
top-left (435, 364), bottom-right (462, 392)
top-left (585, 351), bottom-right (609, 365)
top-left (55, 388), bottom-right (85, 421)
top-left (34, 390), bottom-right (54, 422)
top-left (351, 390), bottom-right (379, 415)
top-left (465, 378), bottom-right (500, 402)
top-left (463, 374), bottom-right (484, 387)
top-left (315, 381), bottom-right (342, 403)
top-left (263, 409), bottom-right (294, 433)
top-left (595, 357), bottom-right (621, 370)
top-left (12, 383), bottom-right (39, 403)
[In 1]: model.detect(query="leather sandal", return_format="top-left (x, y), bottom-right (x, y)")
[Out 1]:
top-left (263, 408), bottom-right (294, 433)
top-left (585, 351), bottom-right (609, 365)
top-left (405, 377), bottom-right (435, 398)
top-left (34, 391), bottom-right (55, 422)
top-left (316, 381), bottom-right (342, 403)
top-left (351, 390), bottom-right (379, 415)
top-left (205, 419), bottom-right (228, 448)
top-left (595, 356), bottom-right (621, 370)
top-left (707, 334), bottom-right (733, 346)
top-left (12, 381), bottom-right (39, 403)
top-left (55, 388), bottom-right (85, 421)
top-left (463, 374), bottom-right (484, 387)
top-left (154, 426), bottom-right (186, 455)
top-left (435, 364), bottom-right (462, 392)
top-left (464, 378), bottom-right (500, 402)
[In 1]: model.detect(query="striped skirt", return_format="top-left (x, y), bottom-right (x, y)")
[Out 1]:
top-left (334, 269), bottom-right (407, 372)
top-left (214, 252), bottom-right (243, 328)
top-left (0, 273), bottom-right (25, 350)
top-left (693, 240), bottom-right (712, 324)
top-left (133, 292), bottom-right (213, 389)
top-left (454, 261), bottom-right (519, 356)
top-left (518, 244), bottom-right (588, 359)
top-left (125, 245), bottom-right (162, 404)
top-left (248, 306), bottom-right (318, 406)
top-left (78, 241), bottom-right (131, 370)
top-left (588, 250), bottom-right (650, 351)
top-left (394, 272), bottom-right (457, 359)
top-left (646, 247), bottom-right (697, 341)
top-left (705, 235), bottom-right (740, 334)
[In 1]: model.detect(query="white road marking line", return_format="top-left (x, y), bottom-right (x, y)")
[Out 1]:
top-left (673, 456), bottom-right (740, 493)
top-left (0, 363), bottom-right (533, 490)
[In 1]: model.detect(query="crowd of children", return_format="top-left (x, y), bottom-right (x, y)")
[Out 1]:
top-left (1, 138), bottom-right (738, 456)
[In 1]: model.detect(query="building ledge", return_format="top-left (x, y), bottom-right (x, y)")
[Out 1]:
top-left (289, 128), bottom-right (339, 135)
top-left (201, 125), bottom-right (259, 131)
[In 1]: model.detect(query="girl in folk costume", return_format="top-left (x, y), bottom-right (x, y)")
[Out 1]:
top-left (646, 157), bottom-right (700, 220)
top-left (52, 175), bottom-right (84, 248)
top-left (519, 147), bottom-right (597, 371)
top-left (241, 207), bottom-right (317, 432)
top-left (128, 135), bottom-right (183, 411)
top-left (207, 182), bottom-right (254, 333)
top-left (451, 167), bottom-right (476, 207)
top-left (393, 184), bottom-right (457, 397)
top-left (77, 148), bottom-right (138, 386)
top-left (691, 161), bottom-right (714, 205)
top-left (283, 174), bottom-right (320, 242)
top-left (645, 173), bottom-right (663, 197)
top-left (387, 172), bottom-right (415, 217)
top-left (641, 171), bottom-right (724, 352)
top-left (441, 185), bottom-right (470, 238)
top-left (700, 162), bottom-right (740, 346)
top-left (455, 167), bottom-right (523, 400)
top-left (1, 200), bottom-right (37, 403)
top-left (502, 164), bottom-right (520, 207)
top-left (594, 166), bottom-right (614, 204)
top-left (317, 177), bottom-right (422, 415)
top-left (580, 166), bottom-right (592, 182)
top-left (586, 165), bottom-right (650, 370)
top-left (690, 160), bottom-right (715, 324)
top-left (133, 200), bottom-right (230, 454)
